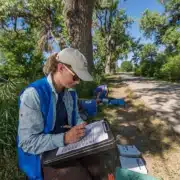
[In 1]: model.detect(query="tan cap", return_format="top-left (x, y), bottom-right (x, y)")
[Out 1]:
top-left (56, 48), bottom-right (93, 81)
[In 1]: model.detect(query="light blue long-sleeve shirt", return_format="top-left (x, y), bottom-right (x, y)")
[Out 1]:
top-left (18, 74), bottom-right (83, 155)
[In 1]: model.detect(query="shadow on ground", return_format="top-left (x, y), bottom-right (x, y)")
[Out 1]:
top-left (90, 75), bottom-right (180, 179)
top-left (120, 73), bottom-right (180, 134)
top-left (92, 75), bottom-right (180, 156)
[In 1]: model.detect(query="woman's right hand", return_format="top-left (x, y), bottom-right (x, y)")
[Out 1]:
top-left (64, 122), bottom-right (87, 145)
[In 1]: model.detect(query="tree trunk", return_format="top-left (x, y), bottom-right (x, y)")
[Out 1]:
top-left (105, 35), bottom-right (112, 74)
top-left (64, 0), bottom-right (95, 72)
top-left (105, 53), bottom-right (111, 74)
top-left (110, 60), bottom-right (117, 74)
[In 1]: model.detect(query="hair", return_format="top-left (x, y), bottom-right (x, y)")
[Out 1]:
top-left (43, 53), bottom-right (58, 76)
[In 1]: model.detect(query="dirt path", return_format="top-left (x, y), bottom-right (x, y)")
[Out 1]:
top-left (97, 74), bottom-right (180, 180)
top-left (120, 73), bottom-right (180, 135)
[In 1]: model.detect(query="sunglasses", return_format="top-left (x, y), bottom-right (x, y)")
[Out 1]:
top-left (63, 64), bottom-right (80, 82)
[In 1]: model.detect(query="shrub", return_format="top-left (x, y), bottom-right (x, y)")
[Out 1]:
top-left (139, 60), bottom-right (156, 77)
top-left (120, 61), bottom-right (133, 72)
top-left (160, 55), bottom-right (180, 81)
top-left (134, 66), bottom-right (141, 76)
top-left (76, 71), bottom-right (106, 98)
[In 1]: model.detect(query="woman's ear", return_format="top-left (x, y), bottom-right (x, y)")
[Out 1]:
top-left (57, 63), bottom-right (64, 72)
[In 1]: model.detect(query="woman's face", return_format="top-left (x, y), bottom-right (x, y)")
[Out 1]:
top-left (56, 63), bottom-right (80, 88)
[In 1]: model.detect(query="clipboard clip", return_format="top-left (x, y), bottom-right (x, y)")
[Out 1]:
top-left (103, 121), bottom-right (110, 132)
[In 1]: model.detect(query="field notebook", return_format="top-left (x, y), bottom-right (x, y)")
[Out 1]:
top-left (119, 156), bottom-right (148, 174)
top-left (117, 145), bottom-right (141, 157)
top-left (42, 120), bottom-right (116, 166)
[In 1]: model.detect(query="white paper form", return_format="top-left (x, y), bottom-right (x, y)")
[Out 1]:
top-left (56, 120), bottom-right (108, 156)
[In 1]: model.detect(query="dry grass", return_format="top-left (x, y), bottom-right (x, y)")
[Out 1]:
top-left (93, 75), bottom-right (180, 180)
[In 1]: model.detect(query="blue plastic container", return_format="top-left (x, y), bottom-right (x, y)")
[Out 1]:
top-left (79, 99), bottom-right (97, 116)
top-left (109, 99), bottom-right (125, 107)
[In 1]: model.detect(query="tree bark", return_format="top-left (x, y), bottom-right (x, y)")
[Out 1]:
top-left (111, 60), bottom-right (117, 74)
top-left (105, 34), bottom-right (112, 74)
top-left (64, 0), bottom-right (95, 72)
top-left (105, 52), bottom-right (111, 74)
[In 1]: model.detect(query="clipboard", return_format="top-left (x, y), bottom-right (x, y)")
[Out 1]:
top-left (42, 120), bottom-right (116, 166)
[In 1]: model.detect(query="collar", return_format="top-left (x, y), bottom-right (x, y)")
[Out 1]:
top-left (47, 73), bottom-right (57, 93)
top-left (47, 73), bottom-right (68, 94)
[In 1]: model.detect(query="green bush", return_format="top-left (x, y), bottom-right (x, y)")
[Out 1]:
top-left (133, 53), bottom-right (168, 78)
top-left (134, 66), bottom-right (141, 76)
top-left (76, 71), bottom-right (106, 98)
top-left (76, 81), bottom-right (97, 98)
top-left (153, 54), bottom-right (167, 78)
top-left (160, 55), bottom-right (180, 81)
top-left (139, 60), bottom-right (156, 77)
top-left (120, 61), bottom-right (133, 72)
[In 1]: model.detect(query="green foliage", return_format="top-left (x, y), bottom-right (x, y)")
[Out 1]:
top-left (0, 0), bottom-right (66, 51)
top-left (0, 2), bottom-right (60, 179)
top-left (131, 39), bottom-right (143, 65)
top-left (140, 10), bottom-right (166, 39)
top-left (139, 60), bottom-right (156, 77)
top-left (76, 70), bottom-right (106, 98)
top-left (132, 44), bottom-right (168, 78)
top-left (136, 0), bottom-right (180, 81)
top-left (160, 55), bottom-right (180, 80)
top-left (153, 53), bottom-right (167, 78)
top-left (140, 0), bottom-right (180, 54)
top-left (120, 61), bottom-right (133, 72)
top-left (135, 44), bottom-right (157, 76)
top-left (0, 18), bottom-right (43, 180)
top-left (93, 2), bottom-right (133, 73)
top-left (140, 44), bottom-right (157, 61)
top-left (76, 81), bottom-right (97, 98)
top-left (162, 27), bottom-right (180, 52)
top-left (0, 30), bottom-right (44, 80)
top-left (0, 29), bottom-right (42, 178)
top-left (134, 66), bottom-right (141, 76)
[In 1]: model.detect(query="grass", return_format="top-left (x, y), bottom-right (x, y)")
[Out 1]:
top-left (0, 79), bottom-right (27, 180)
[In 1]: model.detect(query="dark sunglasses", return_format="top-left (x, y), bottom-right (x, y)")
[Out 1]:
top-left (63, 64), bottom-right (80, 82)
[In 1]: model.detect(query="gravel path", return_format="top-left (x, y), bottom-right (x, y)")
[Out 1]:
top-left (120, 73), bottom-right (180, 134)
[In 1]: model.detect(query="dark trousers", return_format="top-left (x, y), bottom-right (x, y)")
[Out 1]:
top-left (43, 154), bottom-right (108, 180)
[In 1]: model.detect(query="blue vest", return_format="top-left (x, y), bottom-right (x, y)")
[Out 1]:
top-left (17, 77), bottom-right (76, 180)
top-left (94, 85), bottom-right (108, 99)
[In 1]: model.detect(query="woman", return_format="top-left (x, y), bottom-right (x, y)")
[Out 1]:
top-left (17, 48), bottom-right (107, 180)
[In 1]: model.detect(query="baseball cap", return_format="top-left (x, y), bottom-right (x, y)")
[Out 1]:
top-left (56, 48), bottom-right (93, 81)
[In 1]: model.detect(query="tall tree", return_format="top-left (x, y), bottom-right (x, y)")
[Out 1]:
top-left (93, 0), bottom-right (132, 74)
